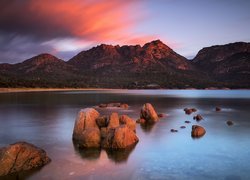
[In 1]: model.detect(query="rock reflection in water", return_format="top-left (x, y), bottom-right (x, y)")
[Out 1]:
top-left (73, 141), bottom-right (136, 163)
top-left (73, 141), bottom-right (101, 160)
top-left (105, 145), bottom-right (136, 163)
top-left (140, 123), bottom-right (156, 133)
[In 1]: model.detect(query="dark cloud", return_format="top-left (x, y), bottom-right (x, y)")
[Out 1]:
top-left (0, 0), bottom-right (149, 63)
top-left (0, 33), bottom-right (55, 63)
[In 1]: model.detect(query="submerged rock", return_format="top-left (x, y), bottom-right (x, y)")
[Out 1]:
top-left (215, 107), bottom-right (221, 111)
top-left (191, 125), bottom-right (206, 138)
top-left (180, 126), bottom-right (186, 129)
top-left (158, 113), bottom-right (164, 118)
top-left (0, 142), bottom-right (50, 176)
top-left (193, 114), bottom-right (203, 121)
top-left (140, 103), bottom-right (159, 123)
top-left (184, 108), bottom-right (197, 115)
top-left (170, 129), bottom-right (178, 133)
top-left (98, 103), bottom-right (129, 109)
top-left (185, 120), bottom-right (191, 124)
top-left (119, 104), bottom-right (129, 109)
top-left (226, 120), bottom-right (234, 126)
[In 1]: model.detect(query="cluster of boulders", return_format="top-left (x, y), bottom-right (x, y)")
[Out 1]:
top-left (98, 103), bottom-right (129, 109)
top-left (1, 103), bottom-right (234, 177)
top-left (0, 142), bottom-right (51, 176)
top-left (167, 107), bottom-right (206, 138)
top-left (174, 106), bottom-right (234, 138)
top-left (72, 108), bottom-right (138, 149)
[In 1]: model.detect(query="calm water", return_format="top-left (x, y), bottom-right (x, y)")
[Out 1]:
top-left (0, 90), bottom-right (250, 180)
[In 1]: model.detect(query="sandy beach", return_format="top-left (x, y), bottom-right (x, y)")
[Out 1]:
top-left (0, 88), bottom-right (114, 93)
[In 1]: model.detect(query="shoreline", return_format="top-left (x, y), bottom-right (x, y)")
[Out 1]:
top-left (0, 88), bottom-right (115, 93)
top-left (0, 88), bottom-right (249, 93)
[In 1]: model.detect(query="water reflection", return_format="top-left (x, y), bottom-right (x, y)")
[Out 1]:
top-left (1, 167), bottom-right (43, 180)
top-left (1, 90), bottom-right (250, 179)
top-left (73, 143), bottom-right (101, 160)
top-left (140, 123), bottom-right (156, 133)
top-left (73, 141), bottom-right (136, 163)
top-left (105, 145), bottom-right (136, 163)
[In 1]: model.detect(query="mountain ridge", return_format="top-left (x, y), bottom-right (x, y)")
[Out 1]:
top-left (0, 40), bottom-right (249, 89)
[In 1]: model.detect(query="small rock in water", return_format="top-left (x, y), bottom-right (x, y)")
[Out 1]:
top-left (191, 108), bottom-right (197, 112)
top-left (226, 120), bottom-right (234, 126)
top-left (184, 108), bottom-right (197, 115)
top-left (191, 125), bottom-right (206, 138)
top-left (185, 121), bottom-right (191, 124)
top-left (215, 107), bottom-right (221, 111)
top-left (180, 126), bottom-right (186, 129)
top-left (119, 103), bottom-right (129, 109)
top-left (193, 114), bottom-right (203, 121)
top-left (99, 104), bottom-right (107, 108)
top-left (158, 113), bottom-right (164, 118)
top-left (140, 103), bottom-right (159, 123)
top-left (170, 129), bottom-right (178, 133)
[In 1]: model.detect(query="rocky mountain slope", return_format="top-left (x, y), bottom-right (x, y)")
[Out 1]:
top-left (192, 42), bottom-right (250, 86)
top-left (0, 40), bottom-right (249, 88)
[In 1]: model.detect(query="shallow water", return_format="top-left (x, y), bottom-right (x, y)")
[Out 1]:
top-left (0, 90), bottom-right (250, 180)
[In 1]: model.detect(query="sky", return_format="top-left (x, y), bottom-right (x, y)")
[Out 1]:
top-left (0, 0), bottom-right (250, 63)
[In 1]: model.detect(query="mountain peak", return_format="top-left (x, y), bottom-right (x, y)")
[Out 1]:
top-left (20, 53), bottom-right (62, 67)
top-left (143, 39), bottom-right (171, 51)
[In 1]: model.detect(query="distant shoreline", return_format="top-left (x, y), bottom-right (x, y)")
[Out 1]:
top-left (0, 88), bottom-right (114, 93)
top-left (0, 88), bottom-right (249, 93)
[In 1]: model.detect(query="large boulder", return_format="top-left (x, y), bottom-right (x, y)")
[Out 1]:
top-left (140, 103), bottom-right (159, 123)
top-left (102, 125), bottom-right (139, 149)
top-left (191, 125), bottom-right (206, 138)
top-left (119, 115), bottom-right (136, 132)
top-left (72, 108), bottom-right (101, 148)
top-left (0, 142), bottom-right (50, 176)
top-left (73, 108), bottom-right (100, 140)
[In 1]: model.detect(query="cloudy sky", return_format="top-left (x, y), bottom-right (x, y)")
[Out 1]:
top-left (0, 0), bottom-right (250, 63)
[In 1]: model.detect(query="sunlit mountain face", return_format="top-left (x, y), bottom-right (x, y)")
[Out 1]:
top-left (0, 40), bottom-right (249, 89)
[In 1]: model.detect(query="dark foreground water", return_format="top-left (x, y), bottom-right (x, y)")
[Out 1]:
top-left (0, 90), bottom-right (250, 180)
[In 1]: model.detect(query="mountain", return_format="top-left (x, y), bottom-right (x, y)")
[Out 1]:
top-left (0, 54), bottom-right (77, 87)
top-left (0, 40), bottom-right (249, 89)
top-left (68, 40), bottom-right (194, 73)
top-left (67, 40), bottom-right (206, 88)
top-left (193, 42), bottom-right (250, 86)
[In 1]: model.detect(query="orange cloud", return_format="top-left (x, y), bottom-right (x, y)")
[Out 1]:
top-left (26, 0), bottom-right (151, 48)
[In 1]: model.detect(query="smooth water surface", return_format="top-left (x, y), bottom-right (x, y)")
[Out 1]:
top-left (0, 90), bottom-right (250, 180)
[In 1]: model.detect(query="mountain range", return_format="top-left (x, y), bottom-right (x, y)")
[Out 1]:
top-left (0, 40), bottom-right (249, 89)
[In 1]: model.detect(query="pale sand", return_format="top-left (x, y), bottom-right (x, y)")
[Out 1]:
top-left (0, 88), bottom-right (116, 93)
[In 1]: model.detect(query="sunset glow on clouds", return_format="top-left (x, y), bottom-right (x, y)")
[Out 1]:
top-left (0, 0), bottom-right (156, 61)
top-left (0, 0), bottom-right (249, 62)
